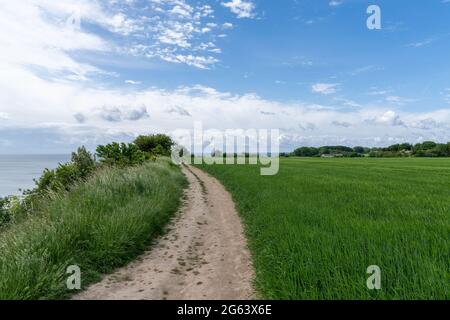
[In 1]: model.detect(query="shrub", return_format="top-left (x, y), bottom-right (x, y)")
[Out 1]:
top-left (33, 147), bottom-right (96, 195)
top-left (34, 169), bottom-right (57, 194)
top-left (96, 142), bottom-right (146, 167)
top-left (0, 197), bottom-right (12, 227)
top-left (0, 196), bottom-right (27, 227)
top-left (0, 160), bottom-right (187, 300)
top-left (152, 144), bottom-right (168, 156)
top-left (134, 134), bottom-right (174, 156)
top-left (53, 163), bottom-right (79, 191)
top-left (71, 146), bottom-right (96, 179)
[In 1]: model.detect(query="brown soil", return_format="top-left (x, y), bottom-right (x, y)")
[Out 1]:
top-left (74, 165), bottom-right (254, 300)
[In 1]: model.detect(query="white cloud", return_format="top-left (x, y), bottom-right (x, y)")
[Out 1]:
top-left (3, 0), bottom-right (233, 70)
top-left (333, 98), bottom-right (361, 108)
top-left (409, 118), bottom-right (441, 130)
top-left (221, 0), bottom-right (256, 19)
top-left (407, 37), bottom-right (436, 48)
top-left (368, 88), bottom-right (390, 96)
top-left (1, 73), bottom-right (449, 151)
top-left (385, 95), bottom-right (415, 105)
top-left (161, 54), bottom-right (219, 69)
top-left (125, 80), bottom-right (142, 85)
top-left (350, 65), bottom-right (384, 76)
top-left (442, 88), bottom-right (450, 103)
top-left (312, 83), bottom-right (340, 95)
top-left (0, 1), bottom-right (108, 80)
top-left (368, 110), bottom-right (405, 127)
top-left (222, 22), bottom-right (234, 29)
top-left (329, 1), bottom-right (343, 7)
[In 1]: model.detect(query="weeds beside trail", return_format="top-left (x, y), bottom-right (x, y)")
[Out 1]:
top-left (0, 159), bottom-right (187, 300)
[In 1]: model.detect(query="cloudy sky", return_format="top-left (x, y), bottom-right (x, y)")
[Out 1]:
top-left (0, 0), bottom-right (449, 153)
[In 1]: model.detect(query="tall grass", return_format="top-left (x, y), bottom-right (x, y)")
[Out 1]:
top-left (198, 158), bottom-right (450, 299)
top-left (0, 159), bottom-right (187, 300)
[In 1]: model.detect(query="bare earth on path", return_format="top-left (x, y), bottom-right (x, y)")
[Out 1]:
top-left (74, 165), bottom-right (254, 300)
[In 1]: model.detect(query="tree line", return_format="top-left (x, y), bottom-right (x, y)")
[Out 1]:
top-left (286, 141), bottom-right (450, 158)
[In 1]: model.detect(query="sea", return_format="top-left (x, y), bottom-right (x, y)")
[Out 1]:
top-left (0, 154), bottom-right (71, 198)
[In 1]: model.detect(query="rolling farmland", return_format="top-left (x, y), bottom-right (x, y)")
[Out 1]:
top-left (197, 158), bottom-right (450, 299)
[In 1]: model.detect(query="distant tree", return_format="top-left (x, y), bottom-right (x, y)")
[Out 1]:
top-left (293, 147), bottom-right (319, 157)
top-left (399, 143), bottom-right (413, 151)
top-left (353, 146), bottom-right (365, 154)
top-left (384, 144), bottom-right (401, 152)
top-left (292, 141), bottom-right (450, 158)
top-left (97, 142), bottom-right (146, 167)
top-left (432, 144), bottom-right (450, 157)
top-left (348, 152), bottom-right (362, 158)
top-left (134, 134), bottom-right (175, 156)
top-left (421, 141), bottom-right (437, 150)
top-left (319, 146), bottom-right (353, 155)
top-left (413, 141), bottom-right (440, 157)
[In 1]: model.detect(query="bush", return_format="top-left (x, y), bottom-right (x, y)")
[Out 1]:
top-left (1, 138), bottom-right (172, 231)
top-left (32, 147), bottom-right (96, 195)
top-left (96, 142), bottom-right (146, 167)
top-left (0, 196), bottom-right (28, 228)
top-left (0, 159), bottom-right (187, 300)
top-left (71, 147), bottom-right (96, 179)
top-left (134, 134), bottom-right (174, 156)
top-left (34, 169), bottom-right (57, 194)
top-left (0, 197), bottom-right (12, 227)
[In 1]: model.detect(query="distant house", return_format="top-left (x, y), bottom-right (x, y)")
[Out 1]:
top-left (321, 154), bottom-right (344, 158)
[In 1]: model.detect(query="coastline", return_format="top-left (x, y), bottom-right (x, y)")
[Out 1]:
top-left (0, 154), bottom-right (70, 198)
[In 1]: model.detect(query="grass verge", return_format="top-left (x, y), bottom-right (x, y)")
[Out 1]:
top-left (0, 159), bottom-right (187, 300)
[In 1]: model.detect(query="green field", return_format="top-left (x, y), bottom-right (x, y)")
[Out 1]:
top-left (0, 159), bottom-right (186, 300)
top-left (197, 158), bottom-right (450, 299)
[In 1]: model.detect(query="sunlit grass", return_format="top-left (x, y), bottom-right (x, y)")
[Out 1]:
top-left (0, 159), bottom-right (186, 300)
top-left (197, 158), bottom-right (450, 299)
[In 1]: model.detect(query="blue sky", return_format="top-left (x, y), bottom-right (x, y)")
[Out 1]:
top-left (0, 0), bottom-right (449, 153)
top-left (77, 0), bottom-right (450, 107)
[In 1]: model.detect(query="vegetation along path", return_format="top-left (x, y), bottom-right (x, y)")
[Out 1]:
top-left (75, 165), bottom-right (254, 300)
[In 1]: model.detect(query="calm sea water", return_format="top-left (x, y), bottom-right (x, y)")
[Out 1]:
top-left (0, 155), bottom-right (70, 197)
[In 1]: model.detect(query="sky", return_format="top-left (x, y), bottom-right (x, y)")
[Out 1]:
top-left (0, 0), bottom-right (449, 153)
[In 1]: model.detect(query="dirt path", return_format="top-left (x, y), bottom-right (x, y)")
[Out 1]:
top-left (74, 165), bottom-right (254, 300)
